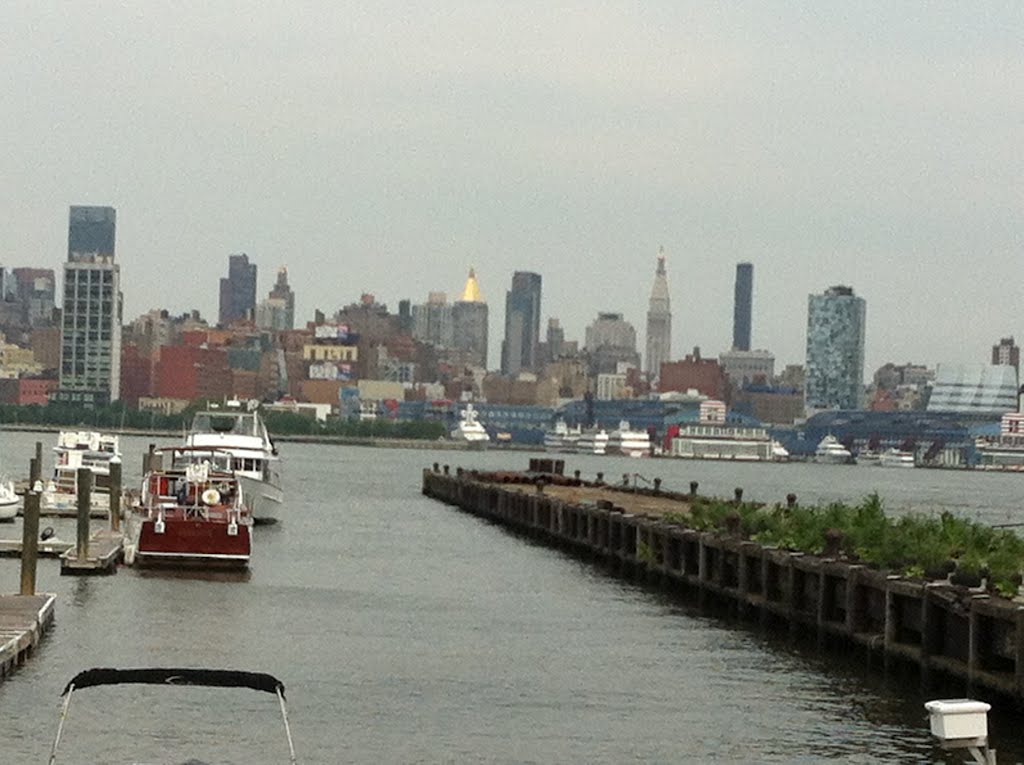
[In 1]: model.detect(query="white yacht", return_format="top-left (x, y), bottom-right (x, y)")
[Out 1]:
top-left (607, 421), bottom-right (652, 458)
top-left (813, 435), bottom-right (855, 465)
top-left (41, 431), bottom-right (121, 515)
top-left (543, 419), bottom-right (582, 452)
top-left (878, 448), bottom-right (916, 468)
top-left (576, 429), bottom-right (610, 455)
top-left (451, 404), bottom-right (490, 447)
top-left (0, 478), bottom-right (18, 521)
top-left (185, 401), bottom-right (283, 525)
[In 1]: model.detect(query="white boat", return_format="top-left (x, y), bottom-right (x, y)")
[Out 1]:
top-left (185, 401), bottom-right (283, 525)
top-left (607, 421), bottom-right (651, 458)
top-left (543, 419), bottom-right (582, 452)
top-left (0, 479), bottom-right (19, 521)
top-left (670, 423), bottom-right (776, 461)
top-left (451, 404), bottom-right (490, 446)
top-left (771, 440), bottom-right (790, 462)
top-left (41, 431), bottom-right (121, 515)
top-left (878, 448), bottom-right (916, 468)
top-left (576, 428), bottom-right (609, 455)
top-left (814, 435), bottom-right (855, 465)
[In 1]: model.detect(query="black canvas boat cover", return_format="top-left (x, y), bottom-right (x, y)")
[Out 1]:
top-left (61, 668), bottom-right (285, 698)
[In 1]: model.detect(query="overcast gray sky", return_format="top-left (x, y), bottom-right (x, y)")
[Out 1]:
top-left (2, 2), bottom-right (1021, 373)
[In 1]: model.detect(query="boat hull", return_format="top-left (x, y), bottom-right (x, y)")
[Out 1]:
top-left (136, 518), bottom-right (252, 568)
top-left (237, 474), bottom-right (284, 525)
top-left (0, 500), bottom-right (18, 522)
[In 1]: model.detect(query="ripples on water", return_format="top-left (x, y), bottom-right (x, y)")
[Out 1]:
top-left (0, 433), bottom-right (1021, 762)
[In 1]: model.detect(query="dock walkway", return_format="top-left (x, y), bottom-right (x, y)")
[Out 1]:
top-left (0, 593), bottom-right (56, 680)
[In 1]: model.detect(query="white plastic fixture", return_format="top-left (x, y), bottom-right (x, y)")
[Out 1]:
top-left (925, 699), bottom-right (991, 741)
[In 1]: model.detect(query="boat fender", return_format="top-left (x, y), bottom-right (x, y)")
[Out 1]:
top-left (201, 488), bottom-right (221, 506)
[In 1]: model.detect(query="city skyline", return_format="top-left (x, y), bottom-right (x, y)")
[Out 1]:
top-left (2, 5), bottom-right (1021, 374)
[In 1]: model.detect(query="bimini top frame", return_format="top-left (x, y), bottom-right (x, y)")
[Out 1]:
top-left (48, 667), bottom-right (297, 764)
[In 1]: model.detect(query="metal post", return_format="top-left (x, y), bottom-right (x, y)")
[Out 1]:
top-left (19, 490), bottom-right (40, 596)
top-left (76, 467), bottom-right (92, 561)
top-left (109, 457), bottom-right (122, 532)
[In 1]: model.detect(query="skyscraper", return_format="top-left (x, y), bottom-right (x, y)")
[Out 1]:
top-left (733, 262), bottom-right (753, 351)
top-left (58, 206), bottom-right (122, 404)
top-left (500, 271), bottom-right (542, 376)
top-left (452, 268), bottom-right (489, 368)
top-left (805, 285), bottom-right (866, 412)
top-left (268, 266), bottom-right (295, 330)
top-left (644, 247), bottom-right (671, 379)
top-left (412, 292), bottom-right (454, 348)
top-left (218, 253), bottom-right (257, 327)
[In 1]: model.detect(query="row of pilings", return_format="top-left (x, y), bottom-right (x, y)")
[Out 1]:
top-left (422, 466), bottom-right (1024, 704)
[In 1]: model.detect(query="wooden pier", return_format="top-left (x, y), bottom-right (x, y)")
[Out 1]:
top-left (60, 529), bottom-right (123, 575)
top-left (0, 593), bottom-right (56, 680)
top-left (424, 464), bottom-right (1024, 705)
top-left (0, 538), bottom-right (75, 558)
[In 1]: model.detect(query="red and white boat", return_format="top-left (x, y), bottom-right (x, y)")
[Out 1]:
top-left (133, 448), bottom-right (253, 568)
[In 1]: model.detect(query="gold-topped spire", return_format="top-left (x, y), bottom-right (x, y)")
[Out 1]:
top-left (460, 267), bottom-right (484, 303)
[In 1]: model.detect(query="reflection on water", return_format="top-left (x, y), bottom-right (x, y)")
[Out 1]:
top-left (132, 567), bottom-right (252, 584)
top-left (1, 432), bottom-right (1023, 762)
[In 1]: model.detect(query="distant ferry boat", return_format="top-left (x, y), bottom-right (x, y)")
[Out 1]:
top-left (576, 429), bottom-right (609, 455)
top-left (670, 423), bottom-right (779, 461)
top-left (543, 420), bottom-right (582, 452)
top-left (607, 421), bottom-right (651, 458)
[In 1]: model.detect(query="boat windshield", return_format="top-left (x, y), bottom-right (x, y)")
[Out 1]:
top-left (191, 412), bottom-right (257, 437)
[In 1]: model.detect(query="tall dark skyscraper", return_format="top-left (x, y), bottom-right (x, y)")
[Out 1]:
top-left (500, 271), bottom-right (542, 376)
top-left (218, 253), bottom-right (257, 327)
top-left (59, 206), bottom-right (122, 403)
top-left (644, 248), bottom-right (671, 379)
top-left (733, 262), bottom-right (753, 351)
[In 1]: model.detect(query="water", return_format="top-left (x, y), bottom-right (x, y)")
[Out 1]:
top-left (2, 432), bottom-right (1023, 763)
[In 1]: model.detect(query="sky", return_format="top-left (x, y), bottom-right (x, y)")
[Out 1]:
top-left (1, 2), bottom-right (1021, 374)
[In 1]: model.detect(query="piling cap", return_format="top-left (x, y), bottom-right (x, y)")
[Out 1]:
top-left (925, 699), bottom-right (991, 715)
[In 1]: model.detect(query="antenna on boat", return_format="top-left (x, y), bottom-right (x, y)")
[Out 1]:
top-left (925, 699), bottom-right (996, 764)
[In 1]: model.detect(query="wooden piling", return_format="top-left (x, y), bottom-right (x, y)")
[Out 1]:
top-left (19, 491), bottom-right (40, 596)
top-left (31, 441), bottom-right (42, 485)
top-left (109, 458), bottom-right (122, 532)
top-left (76, 467), bottom-right (91, 562)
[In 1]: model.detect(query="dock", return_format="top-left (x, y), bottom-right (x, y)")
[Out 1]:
top-left (0, 538), bottom-right (75, 558)
top-left (424, 463), bottom-right (1024, 705)
top-left (0, 593), bottom-right (56, 680)
top-left (60, 529), bottom-right (124, 575)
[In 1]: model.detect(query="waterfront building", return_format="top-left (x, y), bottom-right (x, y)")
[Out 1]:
top-left (595, 372), bottom-right (629, 400)
top-left (805, 285), bottom-right (866, 412)
top-left (452, 268), bottom-right (488, 369)
top-left (266, 266), bottom-right (295, 330)
top-left (733, 263), bottom-right (753, 351)
top-left (644, 248), bottom-right (671, 379)
top-left (218, 253), bottom-right (257, 327)
top-left (659, 349), bottom-right (727, 401)
top-left (927, 363), bottom-right (1018, 417)
top-left (992, 336), bottom-right (1019, 375)
top-left (57, 205), bottom-right (122, 405)
top-left (500, 271), bottom-right (542, 376)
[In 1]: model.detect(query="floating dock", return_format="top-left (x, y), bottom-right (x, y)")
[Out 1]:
top-left (0, 593), bottom-right (56, 680)
top-left (60, 529), bottom-right (124, 575)
top-left (423, 463), bottom-right (1024, 704)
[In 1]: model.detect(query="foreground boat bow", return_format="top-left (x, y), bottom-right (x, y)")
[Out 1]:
top-left (48, 667), bottom-right (297, 764)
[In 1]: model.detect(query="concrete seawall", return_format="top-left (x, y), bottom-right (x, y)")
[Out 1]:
top-left (423, 466), bottom-right (1024, 704)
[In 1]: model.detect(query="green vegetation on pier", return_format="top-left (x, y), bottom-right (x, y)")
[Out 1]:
top-left (666, 494), bottom-right (1024, 596)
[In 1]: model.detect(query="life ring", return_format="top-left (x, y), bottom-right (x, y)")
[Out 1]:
top-left (201, 488), bottom-right (221, 506)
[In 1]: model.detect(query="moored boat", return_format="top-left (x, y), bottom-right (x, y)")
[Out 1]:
top-left (41, 431), bottom-right (120, 515)
top-left (451, 403), bottom-right (490, 447)
top-left (814, 435), bottom-right (855, 465)
top-left (543, 419), bottom-right (581, 452)
top-left (878, 448), bottom-right (916, 468)
top-left (607, 421), bottom-right (651, 458)
top-left (186, 400), bottom-right (283, 525)
top-left (133, 448), bottom-right (252, 569)
top-left (576, 428), bottom-right (609, 455)
top-left (0, 478), bottom-right (18, 521)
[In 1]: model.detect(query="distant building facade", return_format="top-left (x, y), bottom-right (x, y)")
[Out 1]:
top-left (992, 336), bottom-right (1020, 374)
top-left (266, 266), bottom-right (296, 330)
top-left (644, 248), bottom-right (671, 379)
top-left (501, 271), bottom-right (542, 376)
top-left (927, 363), bottom-right (1018, 416)
top-left (733, 263), bottom-right (753, 351)
top-left (719, 348), bottom-right (775, 387)
top-left (585, 312), bottom-right (640, 376)
top-left (57, 206), bottom-right (122, 404)
top-left (805, 285), bottom-right (866, 411)
top-left (218, 253), bottom-right (257, 327)
top-left (412, 292), bottom-right (454, 349)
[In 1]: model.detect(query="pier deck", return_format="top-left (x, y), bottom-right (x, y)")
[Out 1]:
top-left (60, 529), bottom-right (124, 575)
top-left (0, 593), bottom-right (56, 680)
top-left (0, 538), bottom-right (76, 558)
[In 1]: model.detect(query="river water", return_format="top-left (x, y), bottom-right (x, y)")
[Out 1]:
top-left (2, 432), bottom-right (1023, 763)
